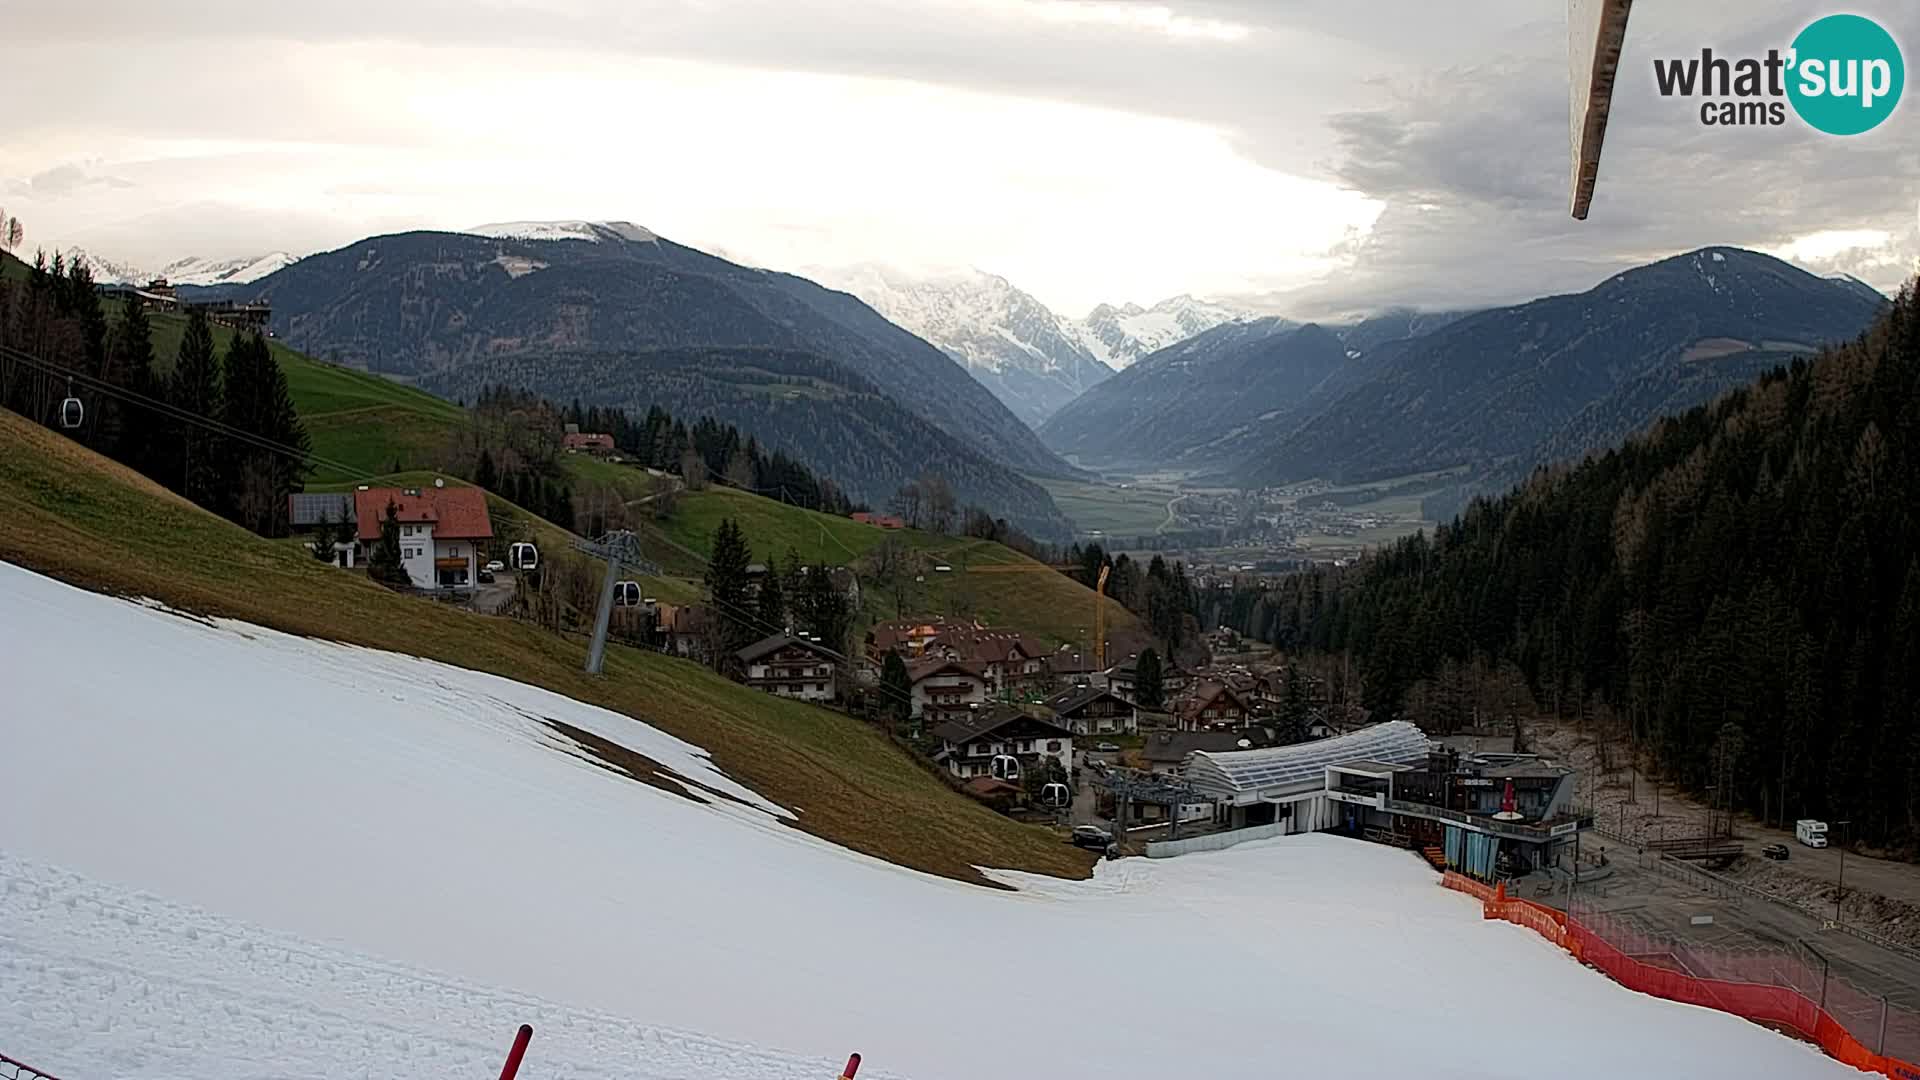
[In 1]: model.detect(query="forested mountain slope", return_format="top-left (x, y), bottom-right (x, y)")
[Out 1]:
top-left (1231, 282), bottom-right (1920, 848)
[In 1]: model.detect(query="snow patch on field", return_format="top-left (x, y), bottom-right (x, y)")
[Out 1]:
top-left (0, 562), bottom-right (1856, 1079)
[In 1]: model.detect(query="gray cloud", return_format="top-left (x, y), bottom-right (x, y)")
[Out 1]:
top-left (10, 164), bottom-right (134, 198)
top-left (9, 1), bottom-right (1919, 312)
top-left (1242, 1), bottom-right (1920, 318)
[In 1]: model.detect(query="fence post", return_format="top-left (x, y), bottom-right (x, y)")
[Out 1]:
top-left (1878, 996), bottom-right (1889, 1055)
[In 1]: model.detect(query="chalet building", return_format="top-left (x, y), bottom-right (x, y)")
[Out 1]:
top-left (1178, 681), bottom-right (1253, 732)
top-left (1050, 644), bottom-right (1101, 687)
top-left (850, 511), bottom-right (906, 529)
top-left (655, 604), bottom-right (713, 662)
top-left (1105, 660), bottom-right (1190, 705)
top-left (908, 658), bottom-right (990, 721)
top-left (352, 484), bottom-right (492, 590)
top-left (870, 617), bottom-right (955, 661)
top-left (932, 706), bottom-right (1074, 781)
top-left (562, 430), bottom-right (616, 453)
top-left (1044, 685), bottom-right (1136, 737)
top-left (735, 634), bottom-right (840, 702)
top-left (1138, 730), bottom-right (1270, 775)
top-left (926, 628), bottom-right (1049, 697)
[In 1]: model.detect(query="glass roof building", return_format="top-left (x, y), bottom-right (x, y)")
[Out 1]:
top-left (1186, 721), bottom-right (1433, 806)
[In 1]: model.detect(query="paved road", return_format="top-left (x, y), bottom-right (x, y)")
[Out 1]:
top-left (473, 571), bottom-right (516, 615)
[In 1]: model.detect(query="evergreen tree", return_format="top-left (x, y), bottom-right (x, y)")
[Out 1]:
top-left (880, 649), bottom-right (913, 732)
top-left (367, 500), bottom-right (411, 587)
top-left (756, 553), bottom-right (787, 632)
top-left (1136, 648), bottom-right (1165, 710)
top-left (796, 561), bottom-right (852, 655)
top-left (475, 448), bottom-right (498, 492)
top-left (168, 308), bottom-right (222, 507)
top-left (704, 517), bottom-right (754, 656)
top-left (215, 332), bottom-right (308, 535)
top-left (310, 512), bottom-right (341, 561)
top-left (107, 295), bottom-right (160, 475)
top-left (1278, 662), bottom-right (1310, 744)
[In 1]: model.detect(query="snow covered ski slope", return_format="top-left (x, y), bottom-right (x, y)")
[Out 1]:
top-left (0, 562), bottom-right (1856, 1079)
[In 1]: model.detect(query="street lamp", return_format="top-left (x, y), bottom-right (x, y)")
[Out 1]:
top-left (1834, 820), bottom-right (1852, 929)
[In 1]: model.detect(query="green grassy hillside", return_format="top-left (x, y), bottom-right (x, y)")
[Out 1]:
top-left (640, 485), bottom-right (1138, 648)
top-left (0, 408), bottom-right (1090, 884)
top-left (144, 312), bottom-right (467, 485)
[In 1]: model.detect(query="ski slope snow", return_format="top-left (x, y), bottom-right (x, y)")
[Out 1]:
top-left (0, 562), bottom-right (1854, 1079)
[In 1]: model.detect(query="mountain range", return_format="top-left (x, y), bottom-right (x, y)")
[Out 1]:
top-left (1239, 247), bottom-right (1887, 491)
top-left (1068, 295), bottom-right (1253, 370)
top-left (204, 221), bottom-right (1080, 537)
top-left (807, 265), bottom-right (1114, 427)
top-left (72, 249), bottom-right (296, 288)
top-left (1037, 247), bottom-right (1886, 503)
top-left (1039, 317), bottom-right (1336, 469)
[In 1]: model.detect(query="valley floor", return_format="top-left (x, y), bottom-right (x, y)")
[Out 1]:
top-left (0, 563), bottom-right (1856, 1080)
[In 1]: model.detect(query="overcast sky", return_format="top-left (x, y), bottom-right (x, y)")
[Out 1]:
top-left (5, 0), bottom-right (1916, 318)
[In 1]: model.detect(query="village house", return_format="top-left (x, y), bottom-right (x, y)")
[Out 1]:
top-left (850, 511), bottom-right (905, 529)
top-left (1043, 685), bottom-right (1136, 737)
top-left (908, 658), bottom-right (990, 722)
top-left (869, 617), bottom-right (956, 661)
top-left (351, 484), bottom-right (493, 590)
top-left (561, 424), bottom-right (616, 454)
top-left (931, 705), bottom-right (1074, 781)
top-left (925, 628), bottom-right (1050, 698)
top-left (654, 603), bottom-right (713, 662)
top-left (1138, 730), bottom-right (1271, 775)
top-left (735, 633), bottom-right (839, 702)
top-left (1105, 659), bottom-right (1191, 704)
top-left (1178, 681), bottom-right (1254, 731)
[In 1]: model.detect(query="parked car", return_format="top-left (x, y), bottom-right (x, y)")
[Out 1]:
top-left (1762, 843), bottom-right (1790, 861)
top-left (1095, 741), bottom-right (1121, 753)
top-left (477, 569), bottom-right (495, 584)
top-left (1070, 825), bottom-right (1113, 850)
top-left (485, 559), bottom-right (506, 573)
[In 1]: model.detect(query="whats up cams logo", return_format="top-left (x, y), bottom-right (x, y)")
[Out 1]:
top-left (1654, 13), bottom-right (1904, 134)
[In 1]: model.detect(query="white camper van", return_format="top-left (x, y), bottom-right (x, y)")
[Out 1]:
top-left (1795, 819), bottom-right (1828, 848)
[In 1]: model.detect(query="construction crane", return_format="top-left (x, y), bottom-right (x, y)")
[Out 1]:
top-left (963, 559), bottom-right (1114, 668)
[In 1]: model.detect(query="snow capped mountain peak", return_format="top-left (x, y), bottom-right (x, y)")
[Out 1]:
top-left (1066, 293), bottom-right (1255, 369)
top-left (161, 252), bottom-right (297, 286)
top-left (808, 263), bottom-right (1114, 427)
top-left (63, 249), bottom-right (297, 287)
top-left (465, 220), bottom-right (660, 244)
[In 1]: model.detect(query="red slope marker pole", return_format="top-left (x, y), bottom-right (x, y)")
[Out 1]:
top-left (498, 1024), bottom-right (534, 1080)
top-left (839, 1052), bottom-right (862, 1079)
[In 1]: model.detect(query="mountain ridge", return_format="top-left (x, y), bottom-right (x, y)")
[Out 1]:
top-left (209, 225), bottom-right (1081, 535)
top-left (1232, 246), bottom-right (1888, 489)
top-left (807, 264), bottom-right (1113, 427)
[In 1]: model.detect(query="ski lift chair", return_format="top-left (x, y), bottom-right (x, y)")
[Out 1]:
top-left (509, 542), bottom-right (539, 571)
top-left (59, 383), bottom-right (83, 429)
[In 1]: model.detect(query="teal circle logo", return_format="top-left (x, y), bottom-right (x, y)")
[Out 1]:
top-left (1787, 14), bottom-right (1904, 135)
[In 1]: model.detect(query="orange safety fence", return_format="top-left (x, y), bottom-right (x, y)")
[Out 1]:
top-left (1439, 874), bottom-right (1920, 1080)
top-left (1440, 870), bottom-right (1495, 902)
